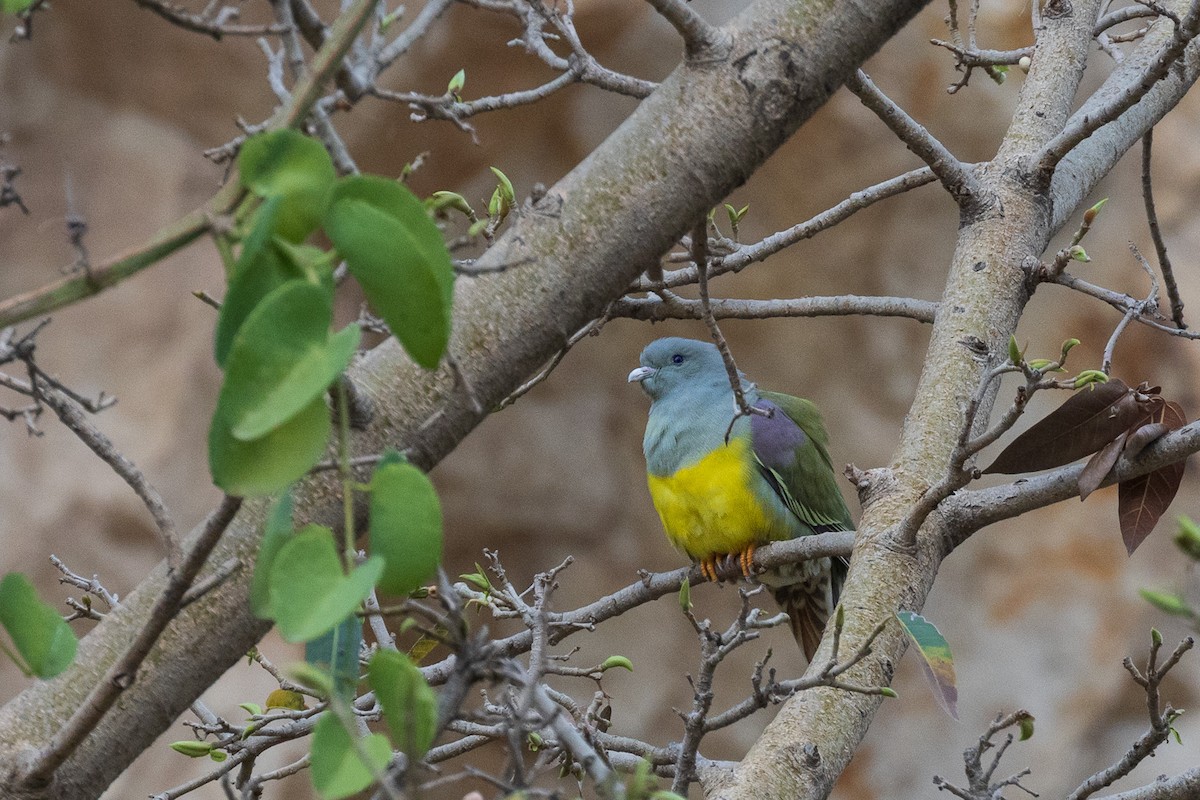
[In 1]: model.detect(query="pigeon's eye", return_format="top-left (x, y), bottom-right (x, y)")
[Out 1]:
top-left (671, 354), bottom-right (684, 364)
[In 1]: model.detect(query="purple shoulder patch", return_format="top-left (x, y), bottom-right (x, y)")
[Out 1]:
top-left (750, 399), bottom-right (807, 470)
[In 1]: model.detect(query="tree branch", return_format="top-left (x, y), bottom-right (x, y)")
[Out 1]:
top-left (611, 294), bottom-right (937, 323)
top-left (844, 70), bottom-right (982, 208)
top-left (642, 0), bottom-right (730, 60)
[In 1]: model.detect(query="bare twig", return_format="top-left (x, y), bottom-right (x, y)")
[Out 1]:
top-left (132, 0), bottom-right (289, 39)
top-left (1140, 129), bottom-right (1187, 328)
top-left (933, 710), bottom-right (1037, 800)
top-left (35, 384), bottom-right (182, 566)
top-left (845, 70), bottom-right (982, 207)
top-left (612, 294), bottom-right (938, 323)
top-left (689, 220), bottom-right (767, 434)
top-left (635, 166), bottom-right (941, 291)
top-left (1067, 635), bottom-right (1194, 800)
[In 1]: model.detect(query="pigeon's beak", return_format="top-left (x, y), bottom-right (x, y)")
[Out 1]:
top-left (627, 366), bottom-right (656, 384)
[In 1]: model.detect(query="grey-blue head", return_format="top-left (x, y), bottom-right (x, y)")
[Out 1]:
top-left (627, 337), bottom-right (746, 402)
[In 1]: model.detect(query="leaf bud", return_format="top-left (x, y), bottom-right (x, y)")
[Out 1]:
top-left (170, 740), bottom-right (214, 758)
top-left (601, 655), bottom-right (634, 672)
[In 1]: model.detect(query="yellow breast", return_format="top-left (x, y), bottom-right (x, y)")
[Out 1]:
top-left (646, 437), bottom-right (785, 559)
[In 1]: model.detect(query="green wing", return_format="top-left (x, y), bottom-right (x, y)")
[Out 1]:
top-left (754, 390), bottom-right (853, 532)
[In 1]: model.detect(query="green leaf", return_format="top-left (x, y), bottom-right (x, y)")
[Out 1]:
top-left (601, 655), bottom-right (633, 672)
top-left (265, 688), bottom-right (308, 710)
top-left (218, 280), bottom-right (359, 441)
top-left (2, 0), bottom-right (37, 13)
top-left (251, 491), bottom-right (295, 618)
top-left (1176, 516), bottom-right (1200, 560)
top-left (368, 649), bottom-right (438, 759)
top-left (238, 130), bottom-right (336, 242)
top-left (209, 393), bottom-right (331, 496)
top-left (285, 662), bottom-right (334, 699)
top-left (306, 614), bottom-right (363, 703)
top-left (679, 578), bottom-right (691, 611)
top-left (1139, 588), bottom-right (1194, 618)
top-left (447, 68), bottom-right (465, 96)
top-left (310, 714), bottom-right (392, 800)
top-left (895, 610), bottom-right (958, 719)
top-left (1017, 712), bottom-right (1035, 741)
top-left (0, 572), bottom-right (78, 678)
top-left (368, 453), bottom-right (443, 596)
top-left (268, 527), bottom-right (383, 643)
top-left (325, 176), bottom-right (454, 368)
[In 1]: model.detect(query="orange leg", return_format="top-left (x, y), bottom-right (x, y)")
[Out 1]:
top-left (699, 556), bottom-right (719, 582)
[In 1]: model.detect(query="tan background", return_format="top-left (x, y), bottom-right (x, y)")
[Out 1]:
top-left (1, 0), bottom-right (1198, 797)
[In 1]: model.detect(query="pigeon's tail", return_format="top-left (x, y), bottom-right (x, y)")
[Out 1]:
top-left (772, 555), bottom-right (847, 662)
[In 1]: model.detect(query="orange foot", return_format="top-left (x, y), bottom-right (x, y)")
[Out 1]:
top-left (699, 547), bottom-right (758, 582)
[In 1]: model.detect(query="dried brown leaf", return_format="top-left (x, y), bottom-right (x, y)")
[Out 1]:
top-left (1117, 401), bottom-right (1188, 556)
top-left (985, 379), bottom-right (1152, 474)
top-left (1078, 431), bottom-right (1127, 501)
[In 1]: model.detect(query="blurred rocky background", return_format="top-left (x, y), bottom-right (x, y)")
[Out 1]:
top-left (1, 0), bottom-right (1198, 797)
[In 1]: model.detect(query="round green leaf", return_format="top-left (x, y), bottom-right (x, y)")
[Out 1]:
top-left (0, 572), bottom-right (78, 678)
top-left (250, 491), bottom-right (295, 618)
top-left (218, 280), bottom-right (360, 441)
top-left (209, 394), bottom-right (330, 496)
top-left (268, 527), bottom-right (383, 643)
top-left (310, 714), bottom-right (392, 800)
top-left (324, 176), bottom-right (454, 368)
top-left (368, 649), bottom-right (438, 760)
top-left (368, 456), bottom-right (443, 596)
top-left (238, 130), bottom-right (336, 242)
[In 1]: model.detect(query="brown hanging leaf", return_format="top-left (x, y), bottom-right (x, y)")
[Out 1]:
top-left (1118, 401), bottom-right (1188, 556)
top-left (985, 379), bottom-right (1154, 474)
top-left (1078, 431), bottom-right (1128, 501)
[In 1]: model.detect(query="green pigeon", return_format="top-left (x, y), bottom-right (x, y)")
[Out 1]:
top-left (628, 337), bottom-right (852, 660)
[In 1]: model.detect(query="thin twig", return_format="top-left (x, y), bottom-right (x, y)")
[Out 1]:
top-left (35, 385), bottom-right (181, 567)
top-left (845, 70), bottom-right (981, 207)
top-left (635, 166), bottom-right (941, 291)
top-left (1140, 129), bottom-right (1186, 328)
top-left (690, 220), bottom-right (766, 434)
